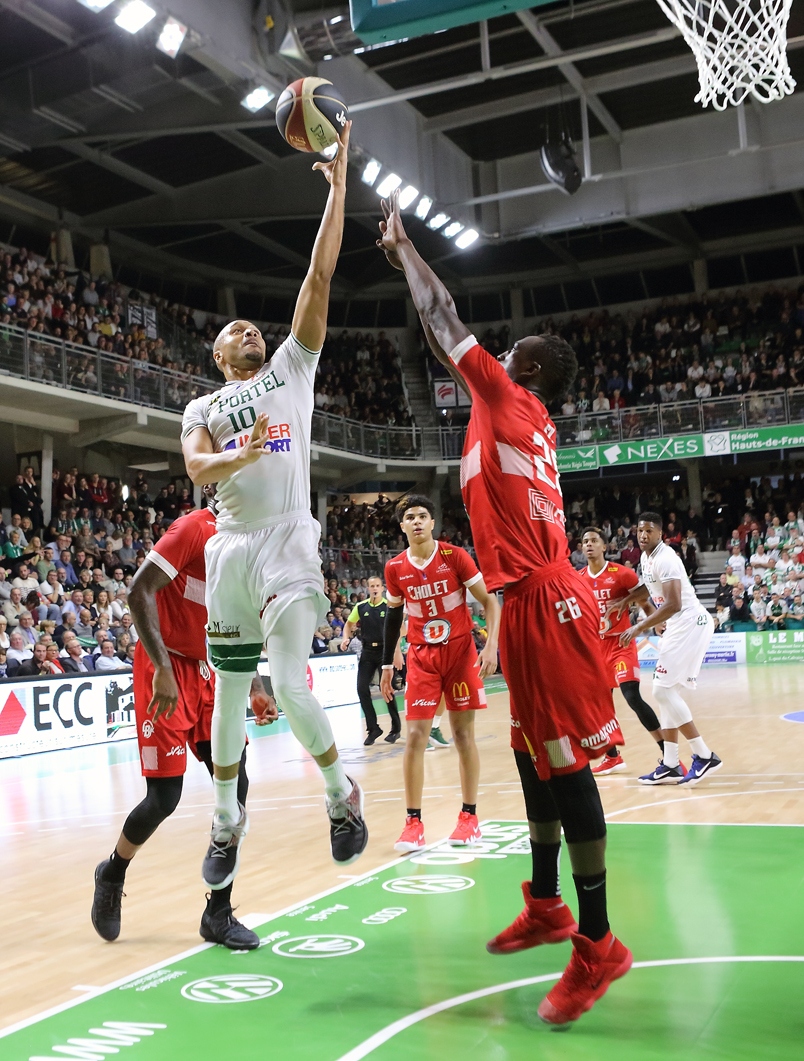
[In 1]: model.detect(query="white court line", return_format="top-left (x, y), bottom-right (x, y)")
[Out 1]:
top-left (332, 956), bottom-right (804, 1061)
top-left (605, 788), bottom-right (804, 819)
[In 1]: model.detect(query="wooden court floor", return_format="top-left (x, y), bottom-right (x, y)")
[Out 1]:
top-left (1, 663), bottom-right (803, 1032)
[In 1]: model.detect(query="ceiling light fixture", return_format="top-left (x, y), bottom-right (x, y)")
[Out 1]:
top-left (330, 14), bottom-right (344, 25)
top-left (241, 85), bottom-right (275, 112)
top-left (397, 185), bottom-right (419, 210)
top-left (455, 229), bottom-right (479, 249)
top-left (428, 213), bottom-right (449, 230)
top-left (443, 221), bottom-right (464, 239)
top-left (376, 173), bottom-right (402, 197)
top-left (415, 196), bottom-right (433, 220)
top-left (320, 143), bottom-right (338, 159)
top-left (114, 0), bottom-right (156, 34)
top-left (361, 159), bottom-right (381, 185)
top-left (75, 0), bottom-right (115, 10)
top-left (156, 16), bottom-right (188, 58)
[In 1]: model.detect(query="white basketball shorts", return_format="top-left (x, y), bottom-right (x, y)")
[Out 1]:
top-left (653, 610), bottom-right (714, 690)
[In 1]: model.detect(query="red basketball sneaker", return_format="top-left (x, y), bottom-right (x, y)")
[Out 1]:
top-left (486, 882), bottom-right (578, 954)
top-left (448, 811), bottom-right (481, 846)
top-left (537, 930), bottom-right (633, 1025)
top-left (394, 816), bottom-right (425, 852)
top-left (591, 753), bottom-right (626, 775)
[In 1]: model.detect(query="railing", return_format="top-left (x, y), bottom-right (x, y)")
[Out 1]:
top-left (553, 389), bottom-right (795, 446)
top-left (2, 322), bottom-right (803, 462)
top-left (321, 542), bottom-right (476, 575)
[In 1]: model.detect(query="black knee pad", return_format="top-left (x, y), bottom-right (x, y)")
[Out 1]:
top-left (123, 775), bottom-right (184, 846)
top-left (548, 766), bottom-right (607, 844)
top-left (620, 680), bottom-right (661, 733)
top-left (513, 750), bottom-right (560, 824)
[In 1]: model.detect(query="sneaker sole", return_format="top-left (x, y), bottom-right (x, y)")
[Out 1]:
top-left (448, 833), bottom-right (482, 847)
top-left (394, 840), bottom-right (425, 852)
top-left (428, 740), bottom-right (450, 748)
top-left (538, 948), bottom-right (633, 1024)
top-left (592, 762), bottom-right (627, 775)
top-left (486, 924), bottom-right (578, 954)
top-left (638, 774), bottom-right (684, 785)
top-left (679, 759), bottom-right (723, 786)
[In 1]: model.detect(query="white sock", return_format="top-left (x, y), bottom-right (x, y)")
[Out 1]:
top-left (688, 736), bottom-right (712, 760)
top-left (214, 776), bottom-right (239, 824)
top-left (663, 741), bottom-right (680, 768)
top-left (320, 757), bottom-right (350, 802)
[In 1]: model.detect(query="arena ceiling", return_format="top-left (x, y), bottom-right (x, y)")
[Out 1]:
top-left (1, 0), bottom-right (804, 313)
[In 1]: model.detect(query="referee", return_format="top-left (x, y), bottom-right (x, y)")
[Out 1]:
top-left (340, 575), bottom-right (402, 745)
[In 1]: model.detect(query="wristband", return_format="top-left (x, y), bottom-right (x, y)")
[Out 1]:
top-left (381, 664), bottom-right (394, 670)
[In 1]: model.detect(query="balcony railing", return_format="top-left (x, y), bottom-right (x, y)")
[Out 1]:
top-left (2, 323), bottom-right (802, 462)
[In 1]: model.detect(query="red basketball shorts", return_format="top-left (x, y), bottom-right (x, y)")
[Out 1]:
top-left (600, 637), bottom-right (641, 688)
top-left (134, 641), bottom-right (214, 778)
top-left (500, 561), bottom-right (623, 781)
top-left (404, 633), bottom-right (487, 721)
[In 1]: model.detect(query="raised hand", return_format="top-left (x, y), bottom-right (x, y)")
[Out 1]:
top-left (312, 121), bottom-right (351, 187)
top-left (376, 189), bottom-right (407, 270)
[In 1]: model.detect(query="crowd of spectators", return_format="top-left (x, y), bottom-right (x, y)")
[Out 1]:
top-left (425, 284), bottom-right (804, 426)
top-left (0, 464), bottom-right (199, 680)
top-left (3, 243), bottom-right (415, 430)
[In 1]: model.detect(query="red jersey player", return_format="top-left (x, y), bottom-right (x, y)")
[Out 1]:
top-left (91, 495), bottom-right (275, 950)
top-left (580, 527), bottom-right (664, 775)
top-left (378, 189), bottom-right (631, 1027)
top-left (379, 494), bottom-right (500, 851)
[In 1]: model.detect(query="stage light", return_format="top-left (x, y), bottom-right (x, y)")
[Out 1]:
top-left (397, 185), bottom-right (419, 210)
top-left (156, 17), bottom-right (187, 58)
top-left (361, 159), bottom-right (381, 185)
top-left (415, 196), bottom-right (433, 220)
top-left (114, 0), bottom-right (156, 34)
top-left (455, 229), bottom-right (479, 249)
top-left (428, 213), bottom-right (449, 230)
top-left (376, 173), bottom-right (402, 197)
top-left (241, 86), bottom-right (274, 112)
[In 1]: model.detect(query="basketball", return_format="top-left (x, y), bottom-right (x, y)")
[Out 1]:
top-left (275, 77), bottom-right (349, 153)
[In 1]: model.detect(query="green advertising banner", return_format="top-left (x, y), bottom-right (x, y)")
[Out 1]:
top-left (556, 446), bottom-right (599, 473)
top-left (703, 425), bottom-right (804, 457)
top-left (597, 434), bottom-right (705, 467)
top-left (745, 629), bottom-right (804, 664)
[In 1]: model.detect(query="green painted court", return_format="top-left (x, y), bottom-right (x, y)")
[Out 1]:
top-left (5, 822), bottom-right (803, 1061)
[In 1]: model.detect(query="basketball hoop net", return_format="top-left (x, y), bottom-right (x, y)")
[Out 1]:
top-left (654, 0), bottom-right (796, 110)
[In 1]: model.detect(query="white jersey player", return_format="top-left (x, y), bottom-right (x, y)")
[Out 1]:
top-left (610, 512), bottom-right (722, 787)
top-left (181, 123), bottom-right (367, 889)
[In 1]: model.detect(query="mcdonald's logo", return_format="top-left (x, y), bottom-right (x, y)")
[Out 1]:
top-left (615, 660), bottom-right (627, 674)
top-left (452, 682), bottom-right (470, 702)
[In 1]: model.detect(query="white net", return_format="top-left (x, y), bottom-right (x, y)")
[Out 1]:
top-left (654, 0), bottom-right (796, 110)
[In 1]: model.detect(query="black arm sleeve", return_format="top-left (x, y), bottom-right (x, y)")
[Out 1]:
top-left (382, 606), bottom-right (405, 667)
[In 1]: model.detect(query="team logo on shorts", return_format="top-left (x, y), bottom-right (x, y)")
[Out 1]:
top-left (452, 681), bottom-right (471, 703)
top-left (423, 618), bottom-right (451, 644)
top-left (142, 719), bottom-right (154, 739)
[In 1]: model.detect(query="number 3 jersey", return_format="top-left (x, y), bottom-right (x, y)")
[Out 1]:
top-left (448, 335), bottom-right (569, 591)
top-left (384, 542), bottom-right (482, 646)
top-left (181, 333), bottom-right (319, 531)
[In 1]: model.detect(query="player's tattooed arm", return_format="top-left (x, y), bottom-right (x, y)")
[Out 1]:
top-left (377, 188), bottom-right (470, 358)
top-left (128, 560), bottom-right (178, 720)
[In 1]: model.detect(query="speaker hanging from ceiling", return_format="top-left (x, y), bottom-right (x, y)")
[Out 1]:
top-left (540, 134), bottom-right (582, 196)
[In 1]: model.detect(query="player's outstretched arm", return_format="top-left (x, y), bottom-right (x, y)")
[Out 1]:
top-left (128, 560), bottom-right (178, 719)
top-left (468, 579), bottom-right (500, 678)
top-left (378, 189), bottom-right (470, 360)
top-left (183, 414), bottom-right (271, 485)
top-left (291, 122), bottom-right (351, 354)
